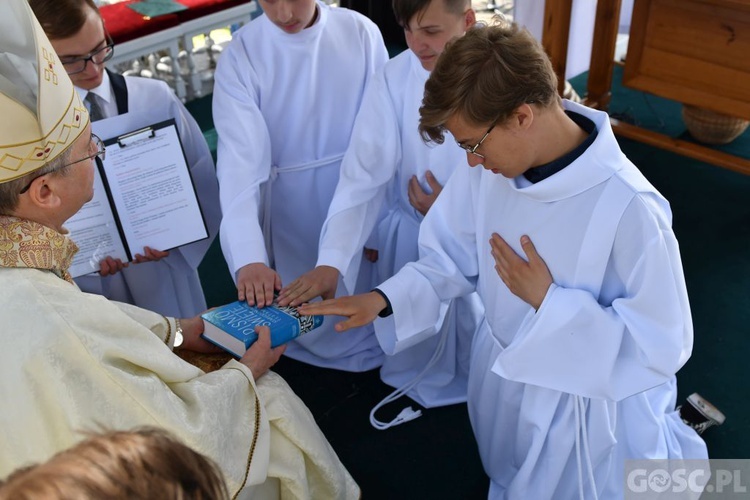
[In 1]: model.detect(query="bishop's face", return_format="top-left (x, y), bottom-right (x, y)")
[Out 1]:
top-left (50, 6), bottom-right (108, 90)
top-left (60, 124), bottom-right (98, 217)
top-left (258, 0), bottom-right (318, 34)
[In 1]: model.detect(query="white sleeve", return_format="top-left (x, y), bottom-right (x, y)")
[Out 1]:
top-left (361, 16), bottom-right (389, 76)
top-left (376, 166), bottom-right (480, 354)
top-left (317, 70), bottom-right (400, 294)
top-left (213, 44), bottom-right (273, 277)
top-left (492, 195), bottom-right (693, 401)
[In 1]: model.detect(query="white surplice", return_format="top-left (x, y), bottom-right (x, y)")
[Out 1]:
top-left (318, 50), bottom-right (484, 406)
top-left (376, 101), bottom-right (708, 498)
top-left (213, 1), bottom-right (389, 371)
top-left (0, 228), bottom-right (358, 499)
top-left (74, 72), bottom-right (221, 318)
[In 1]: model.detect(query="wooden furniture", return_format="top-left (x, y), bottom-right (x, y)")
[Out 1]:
top-left (624, 0), bottom-right (750, 120)
top-left (544, 0), bottom-right (750, 175)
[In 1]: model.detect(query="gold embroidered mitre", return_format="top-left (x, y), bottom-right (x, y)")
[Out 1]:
top-left (0, 0), bottom-right (90, 184)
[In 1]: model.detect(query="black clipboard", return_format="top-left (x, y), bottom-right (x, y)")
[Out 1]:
top-left (66, 119), bottom-right (209, 277)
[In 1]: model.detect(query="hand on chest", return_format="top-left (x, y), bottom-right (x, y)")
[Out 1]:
top-left (478, 192), bottom-right (594, 294)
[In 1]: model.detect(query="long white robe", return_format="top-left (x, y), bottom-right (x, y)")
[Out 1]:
top-left (75, 73), bottom-right (221, 318)
top-left (0, 266), bottom-right (359, 499)
top-left (376, 101), bottom-right (708, 498)
top-left (213, 1), bottom-right (389, 371)
top-left (318, 50), bottom-right (484, 407)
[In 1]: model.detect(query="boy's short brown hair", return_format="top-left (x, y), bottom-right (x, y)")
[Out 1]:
top-left (392, 0), bottom-right (471, 28)
top-left (419, 21), bottom-right (559, 144)
top-left (0, 427), bottom-right (229, 500)
top-left (28, 0), bottom-right (100, 40)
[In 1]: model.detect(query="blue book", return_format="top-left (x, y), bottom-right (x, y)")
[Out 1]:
top-left (201, 301), bottom-right (323, 358)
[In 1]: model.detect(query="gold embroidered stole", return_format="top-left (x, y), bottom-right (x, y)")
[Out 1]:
top-left (0, 215), bottom-right (79, 283)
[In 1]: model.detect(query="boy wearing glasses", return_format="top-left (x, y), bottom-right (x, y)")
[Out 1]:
top-left (299, 22), bottom-right (709, 498)
top-left (28, 0), bottom-right (221, 319)
top-left (277, 0), bottom-right (484, 419)
top-left (213, 0), bottom-right (388, 371)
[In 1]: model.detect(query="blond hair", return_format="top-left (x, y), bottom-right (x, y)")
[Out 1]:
top-left (0, 427), bottom-right (229, 500)
top-left (419, 21), bottom-right (559, 144)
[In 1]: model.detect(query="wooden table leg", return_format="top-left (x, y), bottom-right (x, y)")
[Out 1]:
top-left (542, 0), bottom-right (573, 97)
top-left (585, 0), bottom-right (622, 110)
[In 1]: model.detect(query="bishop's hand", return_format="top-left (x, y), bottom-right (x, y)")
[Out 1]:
top-left (240, 326), bottom-right (286, 379)
top-left (177, 315), bottom-right (224, 354)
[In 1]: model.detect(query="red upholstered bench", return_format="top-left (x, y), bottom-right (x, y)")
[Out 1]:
top-left (102, 1), bottom-right (186, 99)
top-left (100, 1), bottom-right (181, 44)
top-left (100, 0), bottom-right (257, 100)
top-left (176, 0), bottom-right (251, 23)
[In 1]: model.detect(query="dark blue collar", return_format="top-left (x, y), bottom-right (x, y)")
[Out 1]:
top-left (523, 110), bottom-right (597, 184)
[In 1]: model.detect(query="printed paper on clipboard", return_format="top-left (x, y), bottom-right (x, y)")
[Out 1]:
top-left (66, 119), bottom-right (209, 278)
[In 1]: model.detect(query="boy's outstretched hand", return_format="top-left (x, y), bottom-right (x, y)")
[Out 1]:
top-left (277, 265), bottom-right (339, 307)
top-left (297, 291), bottom-right (386, 332)
top-left (490, 233), bottom-right (552, 310)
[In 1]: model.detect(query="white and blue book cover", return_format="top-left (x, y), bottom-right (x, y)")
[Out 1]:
top-left (200, 300), bottom-right (323, 358)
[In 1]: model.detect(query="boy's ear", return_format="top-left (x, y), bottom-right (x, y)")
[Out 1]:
top-left (464, 9), bottom-right (476, 30)
top-left (515, 103), bottom-right (534, 130)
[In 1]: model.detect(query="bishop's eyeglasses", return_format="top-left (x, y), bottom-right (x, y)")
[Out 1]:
top-left (19, 134), bottom-right (106, 194)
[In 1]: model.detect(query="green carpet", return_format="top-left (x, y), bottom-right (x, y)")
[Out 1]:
top-left (569, 65), bottom-right (750, 159)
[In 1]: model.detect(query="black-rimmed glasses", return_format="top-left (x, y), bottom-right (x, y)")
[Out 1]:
top-left (19, 134), bottom-right (106, 194)
top-left (60, 33), bottom-right (115, 75)
top-left (456, 122), bottom-right (496, 159)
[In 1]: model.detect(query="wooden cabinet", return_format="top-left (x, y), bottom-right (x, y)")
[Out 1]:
top-left (623, 0), bottom-right (750, 120)
top-left (544, 0), bottom-right (750, 175)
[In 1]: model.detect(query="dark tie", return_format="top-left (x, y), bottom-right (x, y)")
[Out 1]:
top-left (85, 92), bottom-right (104, 122)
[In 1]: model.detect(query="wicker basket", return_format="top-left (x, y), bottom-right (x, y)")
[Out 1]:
top-left (682, 105), bottom-right (749, 145)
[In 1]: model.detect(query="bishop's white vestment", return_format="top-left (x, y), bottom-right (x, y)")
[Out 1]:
top-left (213, 1), bottom-right (389, 371)
top-left (0, 216), bottom-right (359, 500)
top-left (74, 71), bottom-right (221, 318)
top-left (319, 50), bottom-right (484, 406)
top-left (375, 101), bottom-right (708, 498)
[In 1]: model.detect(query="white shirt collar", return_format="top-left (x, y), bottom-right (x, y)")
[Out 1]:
top-left (74, 69), bottom-right (113, 105)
